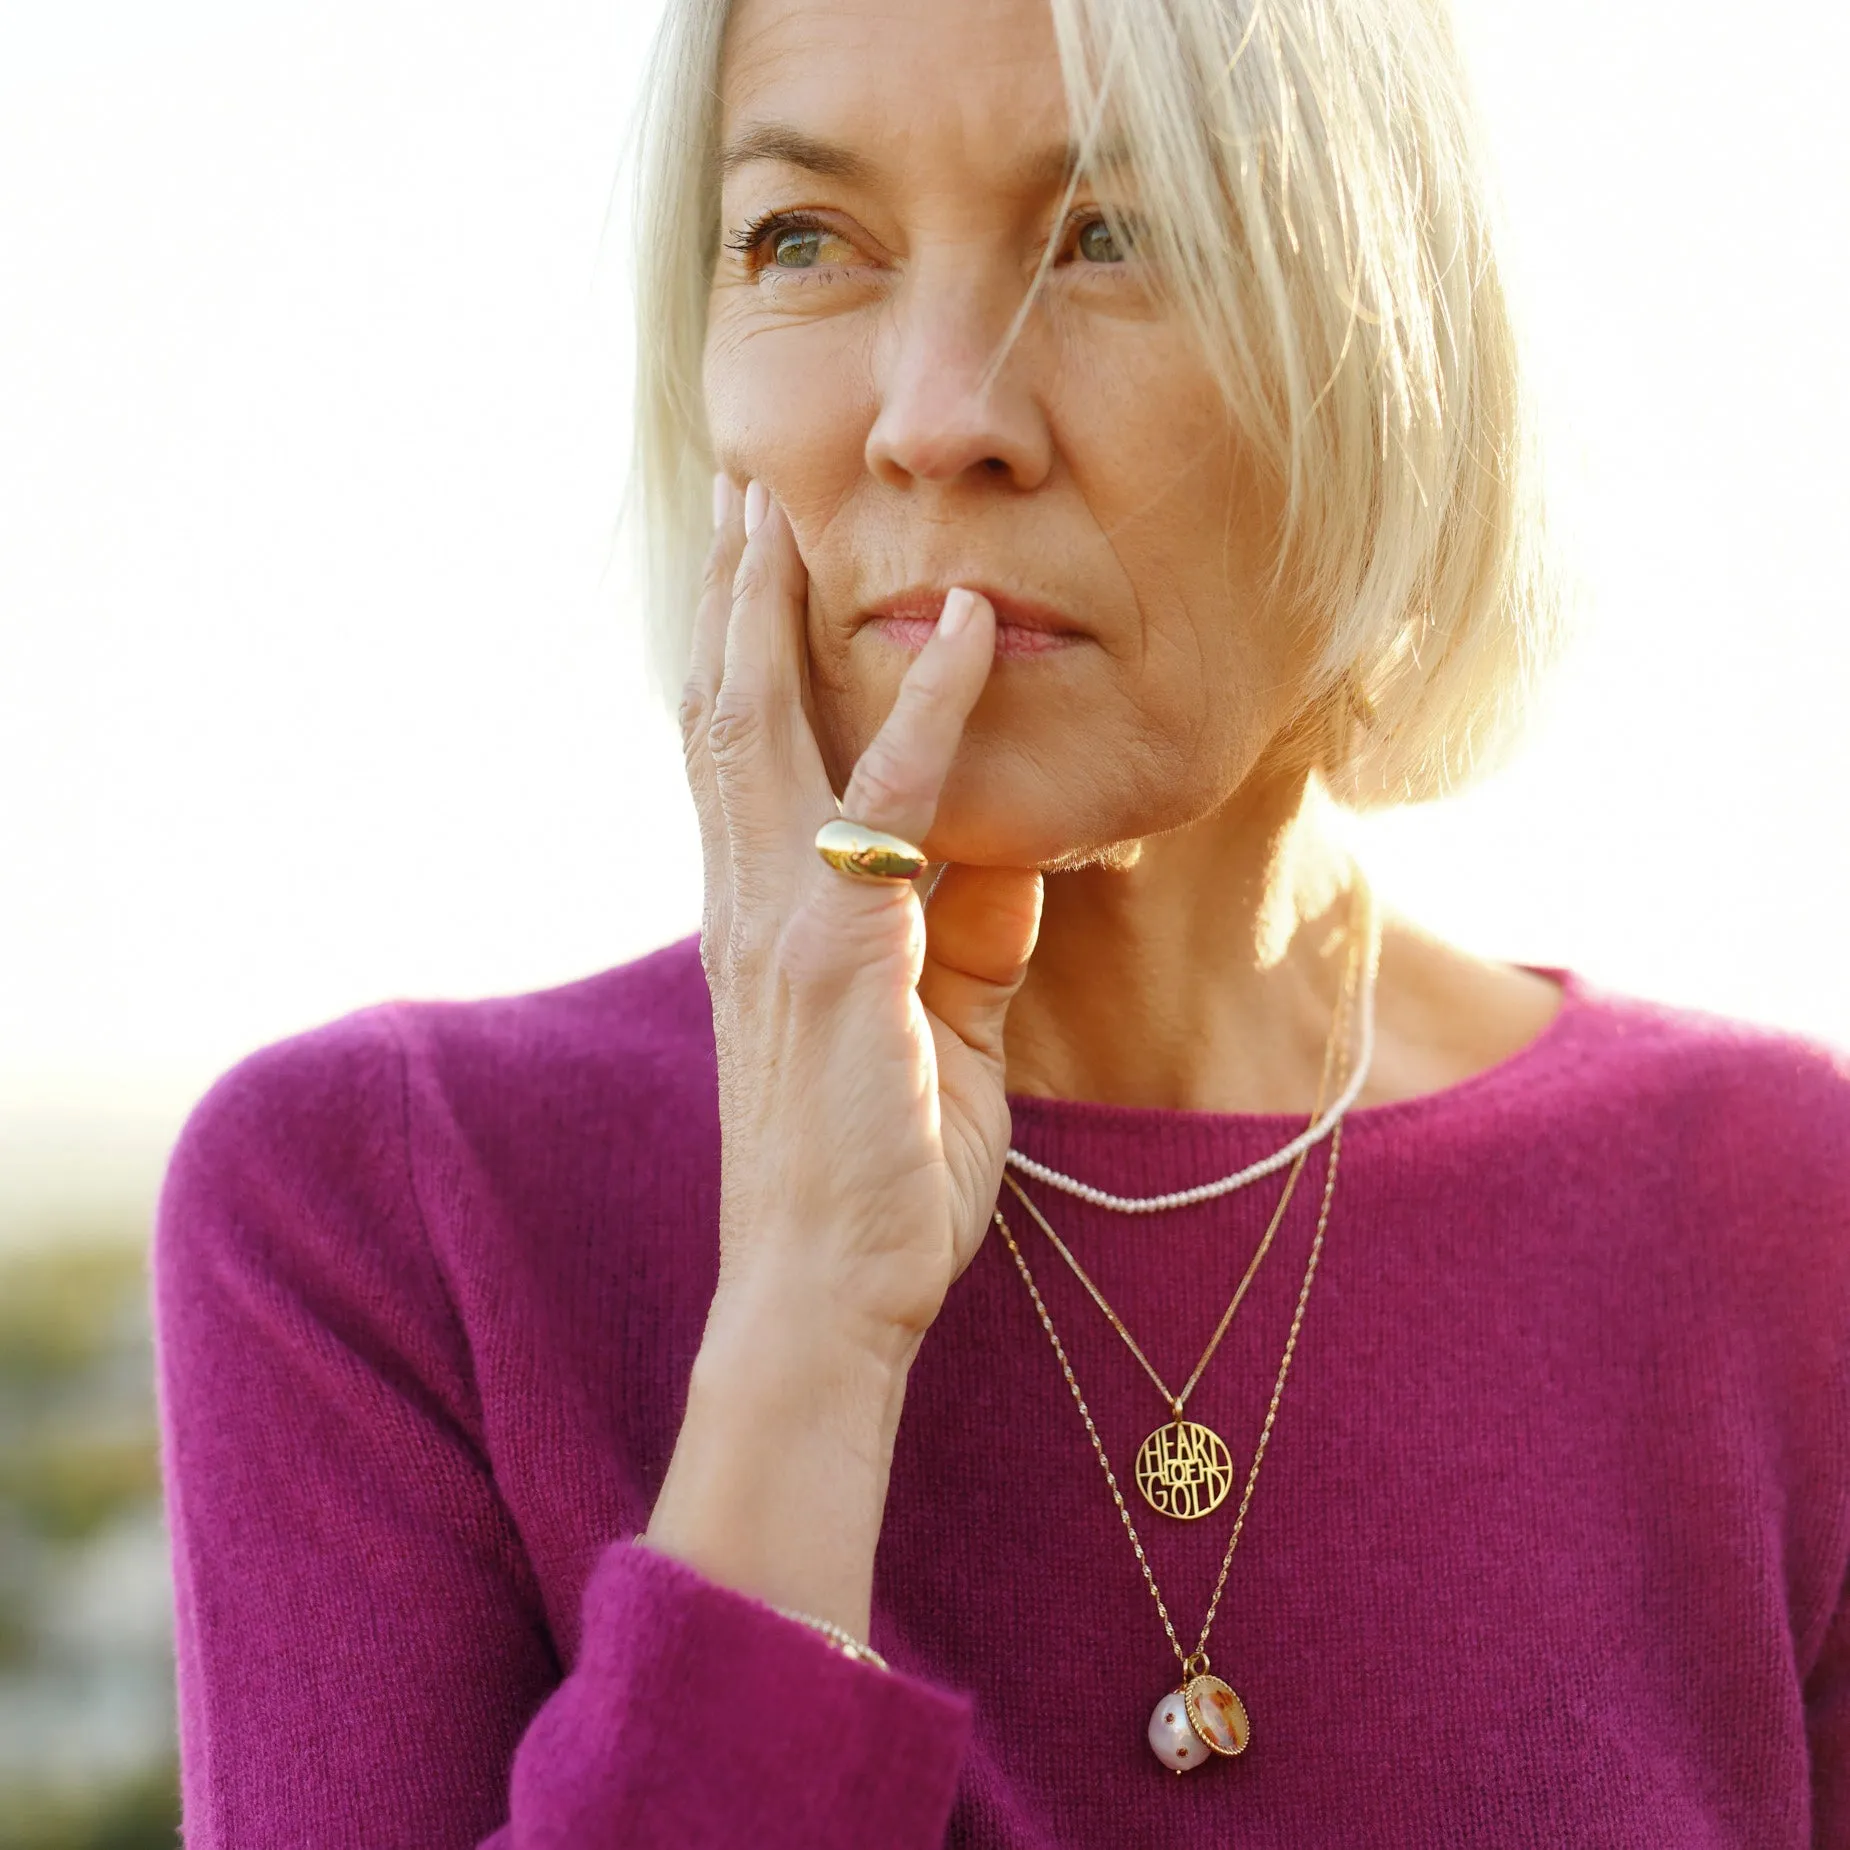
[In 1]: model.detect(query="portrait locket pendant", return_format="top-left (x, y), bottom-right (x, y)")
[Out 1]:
top-left (1133, 1417), bottom-right (1234, 1520)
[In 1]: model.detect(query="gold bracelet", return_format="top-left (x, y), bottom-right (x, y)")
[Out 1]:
top-left (768, 1603), bottom-right (891, 1672)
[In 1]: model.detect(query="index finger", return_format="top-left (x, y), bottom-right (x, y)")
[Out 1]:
top-left (836, 586), bottom-right (998, 850)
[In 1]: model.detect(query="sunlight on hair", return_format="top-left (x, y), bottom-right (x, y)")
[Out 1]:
top-left (627, 0), bottom-right (1564, 807)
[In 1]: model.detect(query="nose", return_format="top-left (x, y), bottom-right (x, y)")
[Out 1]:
top-left (862, 259), bottom-right (1054, 493)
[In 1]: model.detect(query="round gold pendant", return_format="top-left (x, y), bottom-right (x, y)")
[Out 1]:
top-left (1134, 1420), bottom-right (1234, 1519)
top-left (1183, 1673), bottom-right (1251, 1757)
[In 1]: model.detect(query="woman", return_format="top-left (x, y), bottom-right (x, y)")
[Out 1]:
top-left (151, 0), bottom-right (1850, 1841)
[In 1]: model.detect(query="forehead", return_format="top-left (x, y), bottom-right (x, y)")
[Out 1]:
top-left (717, 0), bottom-right (1076, 197)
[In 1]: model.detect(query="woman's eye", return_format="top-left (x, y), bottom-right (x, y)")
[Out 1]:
top-left (726, 212), bottom-right (857, 274)
top-left (1075, 215), bottom-right (1128, 264)
top-left (767, 223), bottom-right (845, 269)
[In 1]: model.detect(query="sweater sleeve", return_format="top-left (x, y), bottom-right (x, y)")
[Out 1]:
top-left (1810, 1563), bottom-right (1850, 1847)
top-left (150, 1009), bottom-right (973, 1849)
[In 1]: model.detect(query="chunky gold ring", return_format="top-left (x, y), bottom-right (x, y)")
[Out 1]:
top-left (814, 817), bottom-right (929, 882)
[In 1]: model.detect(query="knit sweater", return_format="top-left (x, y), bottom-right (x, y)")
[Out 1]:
top-left (151, 934), bottom-right (1850, 1848)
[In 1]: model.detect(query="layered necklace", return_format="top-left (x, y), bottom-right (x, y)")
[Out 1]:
top-left (991, 872), bottom-right (1378, 1772)
top-left (1003, 874), bottom-right (1378, 1214)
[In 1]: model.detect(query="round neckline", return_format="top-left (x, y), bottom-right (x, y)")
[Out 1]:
top-left (1004, 963), bottom-right (1585, 1140)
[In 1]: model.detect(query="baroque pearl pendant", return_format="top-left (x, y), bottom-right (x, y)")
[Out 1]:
top-left (1147, 1674), bottom-right (1252, 1773)
top-left (1147, 1690), bottom-right (1210, 1772)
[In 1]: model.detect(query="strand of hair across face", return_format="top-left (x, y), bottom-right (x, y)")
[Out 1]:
top-left (1002, 875), bottom-right (1380, 1216)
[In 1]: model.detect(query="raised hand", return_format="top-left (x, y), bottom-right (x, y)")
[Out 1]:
top-left (642, 475), bottom-right (1041, 1641)
top-left (682, 475), bottom-right (1044, 1363)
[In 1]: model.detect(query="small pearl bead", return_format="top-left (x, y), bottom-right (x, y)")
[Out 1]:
top-left (1147, 1692), bottom-right (1209, 1773)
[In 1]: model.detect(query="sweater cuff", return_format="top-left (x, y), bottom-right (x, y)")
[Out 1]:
top-left (567, 1536), bottom-right (974, 1847)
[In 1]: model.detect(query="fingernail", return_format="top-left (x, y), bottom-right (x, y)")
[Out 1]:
top-left (711, 472), bottom-right (730, 531)
top-left (938, 587), bottom-right (976, 639)
top-left (743, 479), bottom-right (768, 536)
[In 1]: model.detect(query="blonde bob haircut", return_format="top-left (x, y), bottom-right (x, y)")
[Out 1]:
top-left (622, 0), bottom-right (1564, 808)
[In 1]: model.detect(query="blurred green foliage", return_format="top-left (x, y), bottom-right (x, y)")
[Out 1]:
top-left (0, 1245), bottom-right (147, 1385)
top-left (0, 1761), bottom-right (179, 1850)
top-left (0, 1237), bottom-right (179, 1850)
top-left (0, 1435), bottom-right (162, 1547)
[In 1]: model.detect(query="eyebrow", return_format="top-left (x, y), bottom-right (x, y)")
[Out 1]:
top-left (717, 122), bottom-right (1131, 193)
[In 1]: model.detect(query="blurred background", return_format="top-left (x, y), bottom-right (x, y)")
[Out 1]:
top-left (2, 0), bottom-right (1846, 1840)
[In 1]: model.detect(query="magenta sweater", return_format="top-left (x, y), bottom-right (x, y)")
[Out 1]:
top-left (151, 935), bottom-right (1850, 1847)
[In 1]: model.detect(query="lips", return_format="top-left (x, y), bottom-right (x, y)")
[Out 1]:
top-left (860, 584), bottom-right (1086, 659)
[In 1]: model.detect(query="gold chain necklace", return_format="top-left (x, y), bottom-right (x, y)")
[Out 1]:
top-left (996, 924), bottom-right (1356, 1524)
top-left (992, 1120), bottom-right (1343, 1772)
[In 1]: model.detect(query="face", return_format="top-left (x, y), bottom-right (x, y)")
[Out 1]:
top-left (705, 0), bottom-right (1312, 869)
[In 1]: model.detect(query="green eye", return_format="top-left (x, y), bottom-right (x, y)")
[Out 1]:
top-left (723, 210), bottom-right (857, 276)
top-left (770, 226), bottom-right (828, 268)
top-left (1077, 215), bottom-right (1128, 263)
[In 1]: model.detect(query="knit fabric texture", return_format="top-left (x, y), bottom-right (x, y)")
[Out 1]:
top-left (150, 934), bottom-right (1850, 1847)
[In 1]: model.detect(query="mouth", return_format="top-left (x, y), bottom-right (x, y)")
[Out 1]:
top-left (859, 584), bottom-right (1087, 661)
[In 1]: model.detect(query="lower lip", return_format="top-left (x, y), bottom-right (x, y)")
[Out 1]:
top-left (866, 616), bottom-right (1081, 659)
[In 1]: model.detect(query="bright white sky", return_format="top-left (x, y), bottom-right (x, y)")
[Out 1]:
top-left (2, 0), bottom-right (1847, 1239)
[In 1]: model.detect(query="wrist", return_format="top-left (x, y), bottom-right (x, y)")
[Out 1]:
top-left (643, 1271), bottom-right (920, 1639)
top-left (702, 1256), bottom-right (929, 1401)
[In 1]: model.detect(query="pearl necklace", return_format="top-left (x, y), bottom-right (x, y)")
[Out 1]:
top-left (1002, 874), bottom-right (1379, 1214)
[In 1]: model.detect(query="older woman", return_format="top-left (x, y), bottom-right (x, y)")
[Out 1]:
top-left (151, 0), bottom-right (1850, 1842)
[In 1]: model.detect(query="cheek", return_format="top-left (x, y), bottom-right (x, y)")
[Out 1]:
top-left (807, 634), bottom-right (910, 799)
top-left (1060, 462), bottom-right (1282, 759)
top-left (702, 312), bottom-right (872, 491)
top-left (702, 321), bottom-right (803, 483)
top-left (1061, 356), bottom-right (1299, 748)
top-left (704, 315), bottom-right (882, 787)
top-left (1117, 610), bottom-right (1255, 803)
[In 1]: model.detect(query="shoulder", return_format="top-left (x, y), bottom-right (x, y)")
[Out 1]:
top-left (159, 933), bottom-right (715, 1246)
top-left (1379, 917), bottom-right (1850, 1180)
top-left (382, 933), bottom-right (716, 1123)
top-left (179, 931), bottom-right (709, 1135)
top-left (1397, 966), bottom-right (1850, 1313)
top-left (1557, 973), bottom-right (1850, 1170)
top-left (1532, 975), bottom-right (1850, 1334)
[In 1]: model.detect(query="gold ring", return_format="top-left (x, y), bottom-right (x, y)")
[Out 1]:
top-left (815, 817), bottom-right (928, 882)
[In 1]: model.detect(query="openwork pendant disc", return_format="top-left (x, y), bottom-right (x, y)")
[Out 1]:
top-left (1184, 1674), bottom-right (1251, 1757)
top-left (1133, 1420), bottom-right (1234, 1519)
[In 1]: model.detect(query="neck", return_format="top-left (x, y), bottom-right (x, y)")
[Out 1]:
top-left (1003, 772), bottom-right (1359, 1115)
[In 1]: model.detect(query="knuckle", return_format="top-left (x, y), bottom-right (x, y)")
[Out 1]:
top-left (697, 920), bottom-right (724, 985)
top-left (783, 877), bottom-right (913, 983)
top-left (845, 749), bottom-right (917, 823)
top-left (730, 540), bottom-right (774, 605)
top-left (771, 905), bottom-right (845, 995)
top-left (701, 901), bottom-right (765, 986)
top-left (729, 908), bottom-right (779, 972)
top-left (724, 843), bottom-right (785, 932)
top-left (704, 689), bottom-right (764, 768)
top-left (677, 678), bottom-right (713, 750)
top-left (895, 658), bottom-right (952, 707)
top-left (700, 539), bottom-right (735, 598)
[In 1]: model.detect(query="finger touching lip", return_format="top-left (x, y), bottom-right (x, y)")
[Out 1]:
top-left (861, 585), bottom-right (1087, 660)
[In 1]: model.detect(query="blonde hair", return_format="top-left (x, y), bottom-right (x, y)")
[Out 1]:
top-left (619, 0), bottom-right (1564, 808)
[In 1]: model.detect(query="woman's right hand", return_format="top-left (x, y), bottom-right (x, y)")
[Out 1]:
top-left (639, 474), bottom-right (1041, 1639)
top-left (684, 474), bottom-right (1043, 1372)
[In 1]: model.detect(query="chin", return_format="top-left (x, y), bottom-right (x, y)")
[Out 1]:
top-left (812, 685), bottom-right (1229, 871)
top-left (915, 752), bottom-right (1147, 872)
